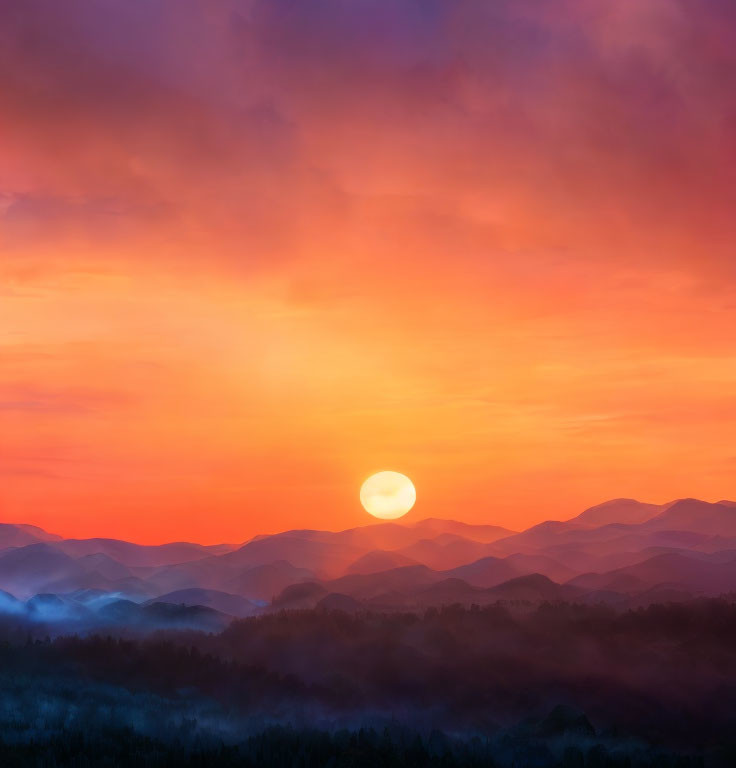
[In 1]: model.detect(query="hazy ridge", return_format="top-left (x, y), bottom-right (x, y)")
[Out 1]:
top-left (0, 497), bottom-right (735, 631)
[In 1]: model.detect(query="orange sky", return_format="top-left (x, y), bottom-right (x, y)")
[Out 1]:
top-left (2, 0), bottom-right (736, 543)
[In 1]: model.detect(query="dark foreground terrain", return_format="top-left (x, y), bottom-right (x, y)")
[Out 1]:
top-left (0, 600), bottom-right (734, 766)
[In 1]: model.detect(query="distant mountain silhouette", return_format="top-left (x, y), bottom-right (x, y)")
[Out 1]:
top-left (571, 498), bottom-right (665, 527)
top-left (346, 550), bottom-right (419, 575)
top-left (0, 544), bottom-right (87, 598)
top-left (503, 553), bottom-right (577, 583)
top-left (396, 536), bottom-right (492, 570)
top-left (225, 561), bottom-right (314, 600)
top-left (444, 556), bottom-right (520, 587)
top-left (148, 588), bottom-right (258, 617)
top-left (486, 573), bottom-right (582, 602)
top-left (2, 497), bottom-right (736, 620)
top-left (99, 599), bottom-right (231, 632)
top-left (217, 534), bottom-right (361, 577)
top-left (411, 518), bottom-right (516, 542)
top-left (26, 592), bottom-right (91, 622)
top-left (326, 564), bottom-right (437, 601)
top-left (0, 523), bottom-right (61, 548)
top-left (489, 520), bottom-right (581, 555)
top-left (272, 569), bottom-right (585, 609)
top-left (642, 498), bottom-right (736, 536)
top-left (569, 551), bottom-right (736, 595)
top-left (75, 553), bottom-right (133, 580)
top-left (55, 538), bottom-right (232, 567)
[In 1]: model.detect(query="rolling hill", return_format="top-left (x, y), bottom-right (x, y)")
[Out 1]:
top-left (0, 497), bottom-right (735, 622)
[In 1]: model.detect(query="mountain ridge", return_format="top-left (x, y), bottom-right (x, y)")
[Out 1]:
top-left (1, 496), bottom-right (735, 616)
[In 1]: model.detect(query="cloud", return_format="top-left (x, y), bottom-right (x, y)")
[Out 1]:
top-left (0, 384), bottom-right (132, 414)
top-left (0, 0), bottom-right (734, 278)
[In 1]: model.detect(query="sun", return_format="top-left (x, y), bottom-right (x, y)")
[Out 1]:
top-left (360, 471), bottom-right (416, 520)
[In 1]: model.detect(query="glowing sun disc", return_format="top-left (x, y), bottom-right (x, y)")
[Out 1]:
top-left (360, 471), bottom-right (416, 519)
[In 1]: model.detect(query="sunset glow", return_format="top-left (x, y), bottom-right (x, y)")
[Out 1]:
top-left (2, 1), bottom-right (736, 543)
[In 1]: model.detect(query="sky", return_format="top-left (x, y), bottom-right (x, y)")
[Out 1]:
top-left (2, 0), bottom-right (736, 543)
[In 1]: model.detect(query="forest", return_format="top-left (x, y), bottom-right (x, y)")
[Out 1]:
top-left (0, 600), bottom-right (734, 766)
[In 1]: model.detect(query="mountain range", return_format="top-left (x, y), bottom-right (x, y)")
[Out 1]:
top-left (0, 497), bottom-right (735, 631)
